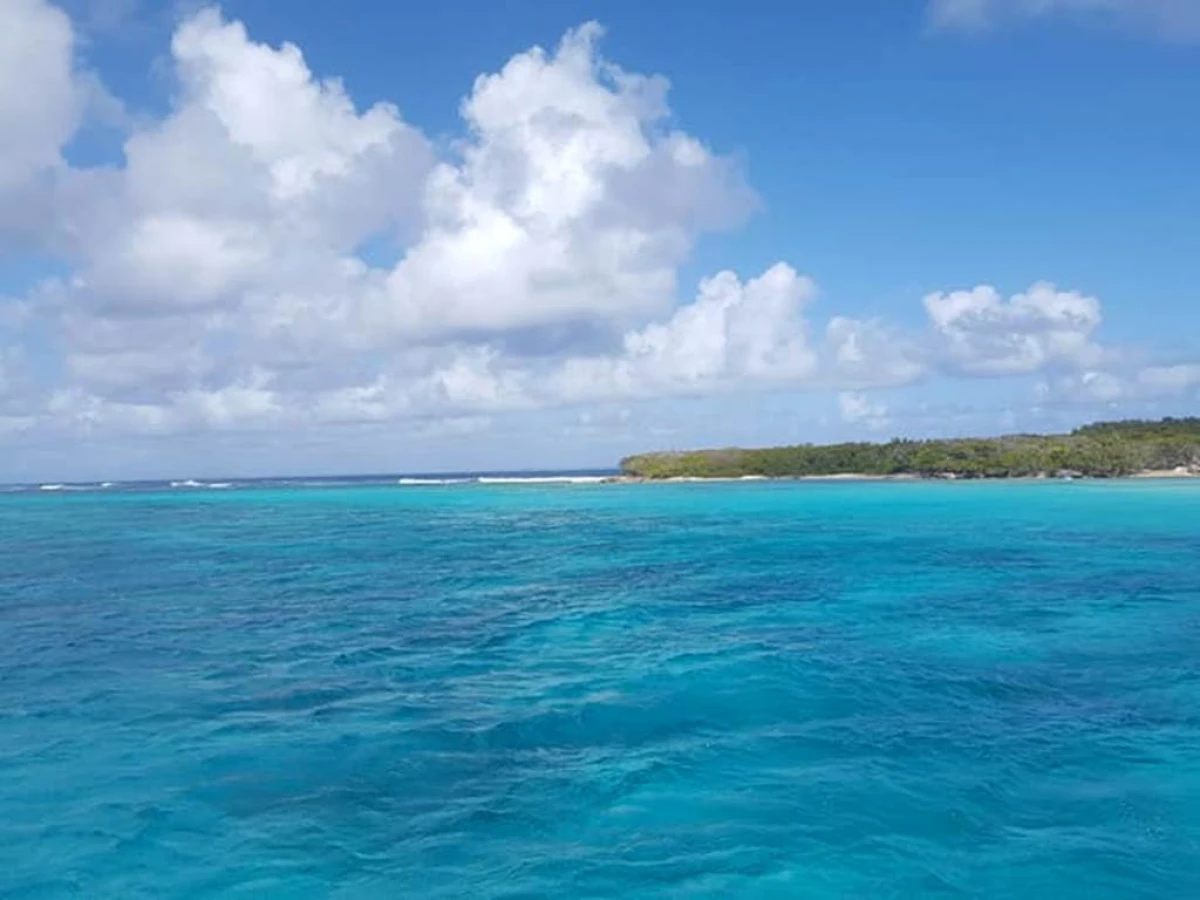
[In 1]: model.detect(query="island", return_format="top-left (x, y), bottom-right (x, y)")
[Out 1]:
top-left (620, 417), bottom-right (1200, 480)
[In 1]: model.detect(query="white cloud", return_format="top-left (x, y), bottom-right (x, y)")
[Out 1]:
top-left (290, 262), bottom-right (818, 427)
top-left (0, 0), bottom-right (1195, 472)
top-left (365, 21), bottom-right (754, 342)
top-left (0, 349), bottom-right (15, 397)
top-left (63, 7), bottom-right (431, 317)
top-left (1040, 369), bottom-right (1129, 404)
top-left (823, 316), bottom-right (927, 389)
top-left (551, 263), bottom-right (818, 401)
top-left (27, 10), bottom-right (755, 412)
top-left (0, 0), bottom-right (81, 236)
top-left (929, 0), bottom-right (995, 29)
top-left (923, 282), bottom-right (1104, 375)
top-left (1044, 363), bottom-right (1200, 404)
top-left (81, 0), bottom-right (140, 33)
top-left (0, 0), bottom-right (79, 185)
top-left (1137, 364), bottom-right (1200, 394)
top-left (928, 0), bottom-right (1200, 39)
top-left (839, 392), bottom-right (892, 430)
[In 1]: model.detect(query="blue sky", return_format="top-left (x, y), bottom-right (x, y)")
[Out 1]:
top-left (1, 0), bottom-right (1198, 479)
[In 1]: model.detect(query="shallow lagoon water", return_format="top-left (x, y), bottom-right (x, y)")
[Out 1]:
top-left (2, 479), bottom-right (1199, 897)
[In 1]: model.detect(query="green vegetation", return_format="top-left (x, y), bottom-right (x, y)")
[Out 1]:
top-left (620, 417), bottom-right (1200, 480)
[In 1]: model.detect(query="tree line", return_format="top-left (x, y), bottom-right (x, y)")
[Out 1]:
top-left (620, 417), bottom-right (1200, 479)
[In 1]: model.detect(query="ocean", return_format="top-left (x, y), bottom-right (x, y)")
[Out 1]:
top-left (2, 478), bottom-right (1199, 898)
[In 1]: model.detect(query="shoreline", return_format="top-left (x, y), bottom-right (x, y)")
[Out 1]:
top-left (609, 469), bottom-right (1200, 484)
top-left (1128, 469), bottom-right (1200, 479)
top-left (12, 470), bottom-right (1199, 495)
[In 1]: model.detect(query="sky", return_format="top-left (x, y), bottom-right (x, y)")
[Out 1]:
top-left (1, 0), bottom-right (1198, 480)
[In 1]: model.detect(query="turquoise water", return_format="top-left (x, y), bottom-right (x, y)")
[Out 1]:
top-left (2, 479), bottom-right (1199, 898)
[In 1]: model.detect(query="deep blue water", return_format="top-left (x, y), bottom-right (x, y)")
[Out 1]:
top-left (2, 479), bottom-right (1200, 898)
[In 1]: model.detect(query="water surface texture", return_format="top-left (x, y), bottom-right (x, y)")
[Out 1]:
top-left (3, 480), bottom-right (1199, 897)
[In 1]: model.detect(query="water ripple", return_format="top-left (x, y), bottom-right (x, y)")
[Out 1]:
top-left (2, 481), bottom-right (1200, 897)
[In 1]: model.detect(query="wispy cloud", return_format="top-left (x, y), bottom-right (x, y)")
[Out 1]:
top-left (928, 0), bottom-right (1200, 41)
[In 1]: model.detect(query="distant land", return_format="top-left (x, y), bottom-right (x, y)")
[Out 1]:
top-left (620, 418), bottom-right (1200, 481)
